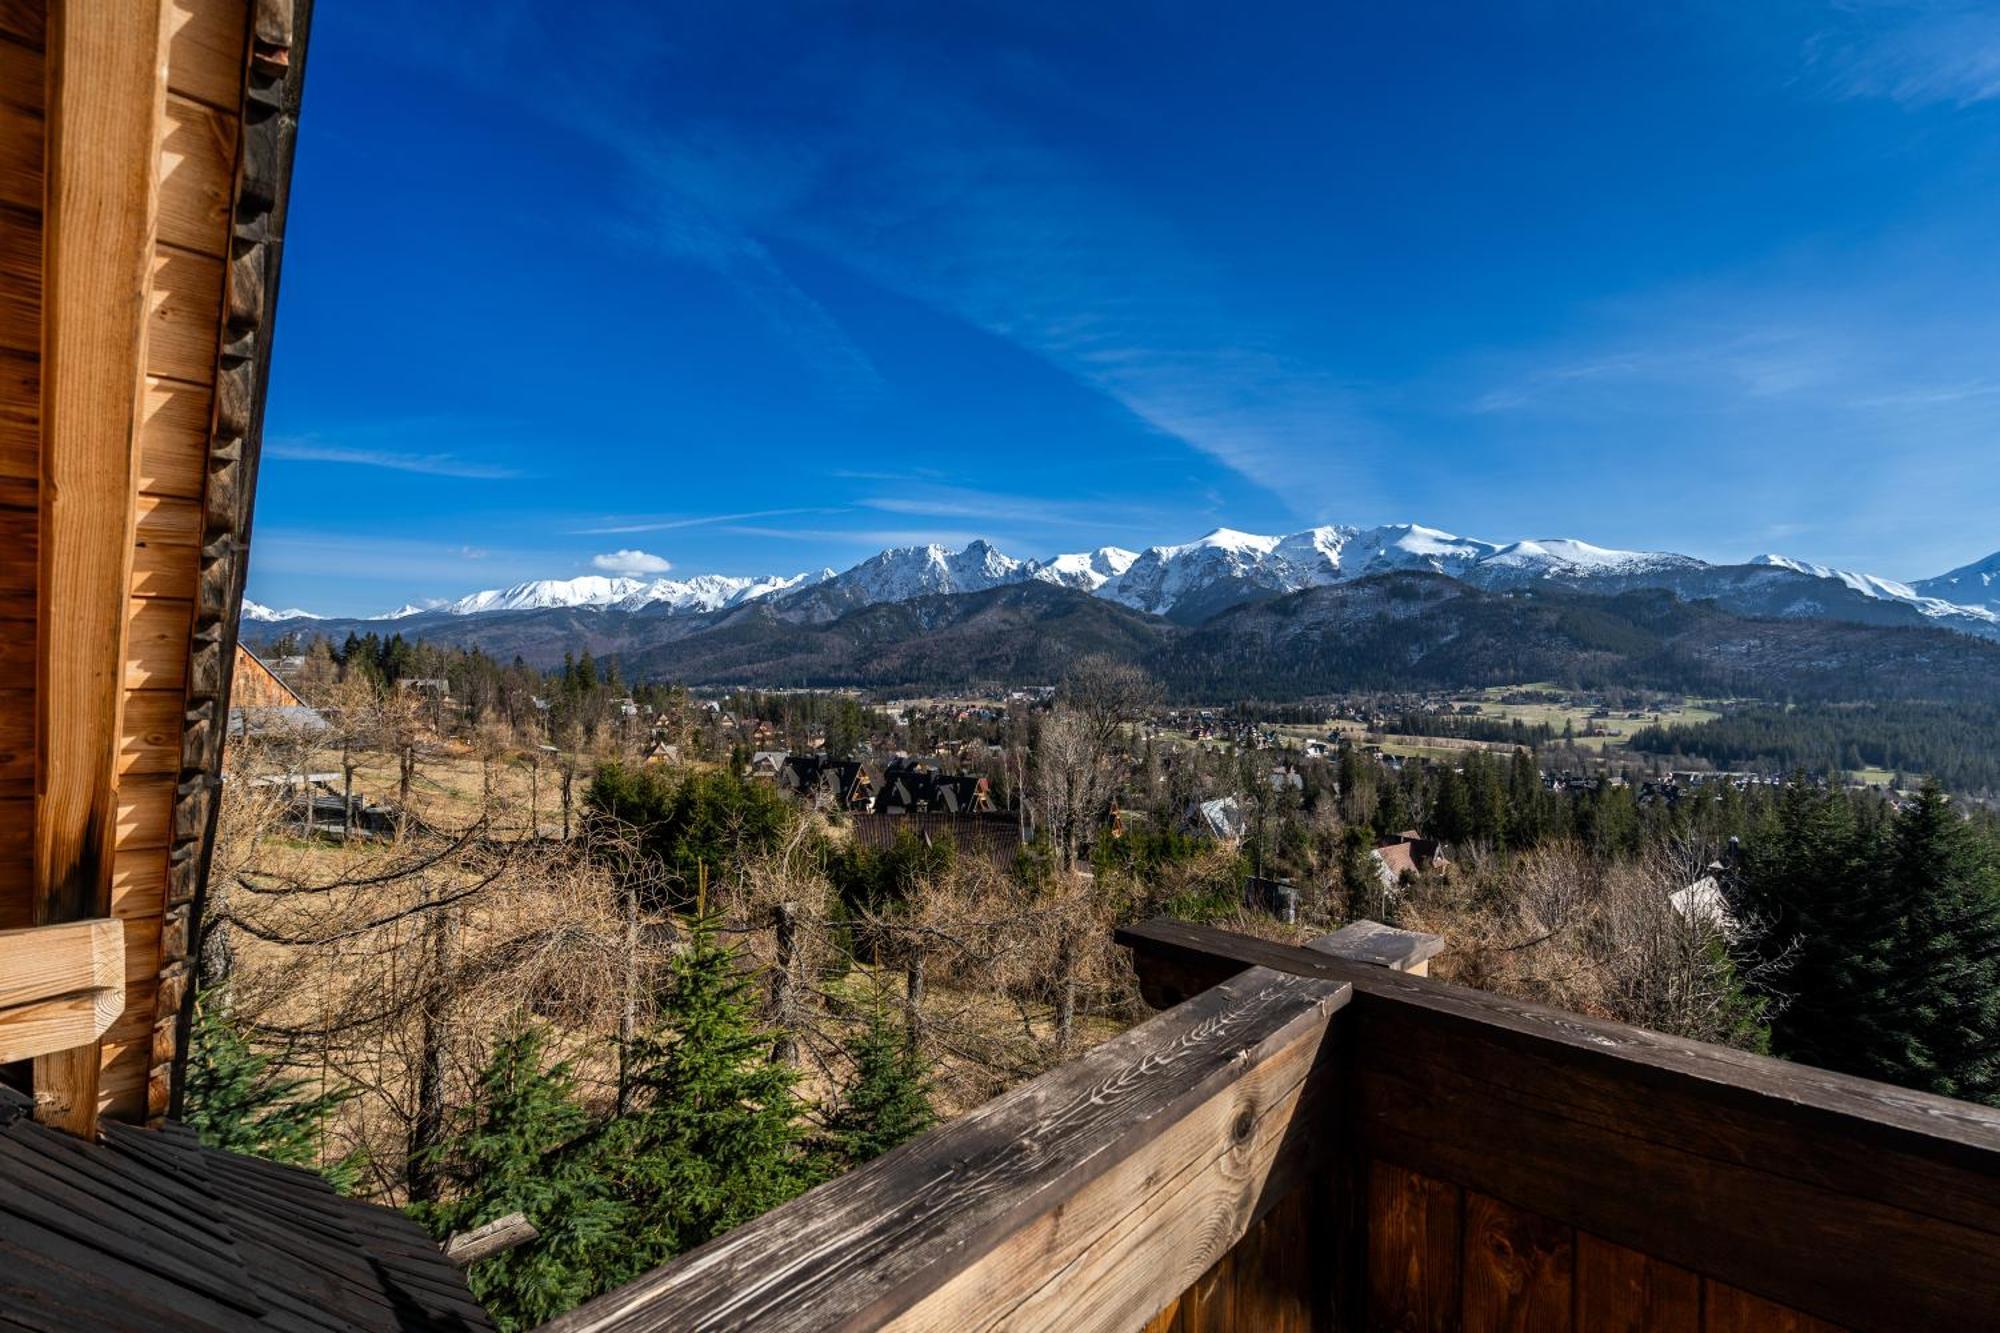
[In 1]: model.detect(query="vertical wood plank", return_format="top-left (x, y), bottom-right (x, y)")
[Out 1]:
top-left (1368, 1160), bottom-right (1462, 1333)
top-left (1463, 1190), bottom-right (1574, 1333)
top-left (1225, 1186), bottom-right (1318, 1333)
top-left (1577, 1233), bottom-right (1698, 1333)
top-left (32, 0), bottom-right (171, 1136)
top-left (1704, 1282), bottom-right (1845, 1333)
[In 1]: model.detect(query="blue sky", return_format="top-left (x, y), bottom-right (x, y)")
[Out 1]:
top-left (252, 0), bottom-right (2000, 616)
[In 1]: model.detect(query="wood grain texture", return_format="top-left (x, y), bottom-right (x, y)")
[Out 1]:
top-left (1575, 1234), bottom-right (1698, 1333)
top-left (126, 596), bottom-right (193, 689)
top-left (0, 99), bottom-right (38, 212)
top-left (0, 206), bottom-right (37, 354)
top-left (0, 32), bottom-right (40, 112)
top-left (137, 376), bottom-right (208, 496)
top-left (115, 777), bottom-right (174, 852)
top-left (0, 789), bottom-right (29, 926)
top-left (1704, 1282), bottom-right (1844, 1333)
top-left (145, 247), bottom-right (225, 385)
top-left (1124, 919), bottom-right (2000, 1333)
top-left (165, 0), bottom-right (246, 110)
top-left (1143, 1186), bottom-right (1320, 1333)
top-left (0, 347), bottom-right (34, 478)
top-left (1357, 1056), bottom-right (1995, 1333)
top-left (131, 536), bottom-right (198, 599)
top-left (1367, 1160), bottom-right (1460, 1333)
top-left (1463, 1190), bottom-right (1572, 1333)
top-left (0, 917), bottom-right (124, 1062)
top-left (34, 0), bottom-right (173, 1137)
top-left (0, 0), bottom-right (43, 48)
top-left (0, 685), bottom-right (27, 782)
top-left (134, 492), bottom-right (201, 546)
top-left (157, 93), bottom-right (233, 256)
top-left (117, 689), bottom-right (181, 776)
top-left (1119, 919), bottom-right (2000, 1181)
top-left (547, 966), bottom-right (1351, 1333)
top-left (109, 846), bottom-right (165, 921)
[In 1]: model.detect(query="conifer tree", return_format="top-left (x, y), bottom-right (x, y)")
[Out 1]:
top-left (594, 914), bottom-right (811, 1284)
top-left (409, 1022), bottom-right (625, 1330)
top-left (1737, 781), bottom-right (2000, 1105)
top-left (182, 990), bottom-right (356, 1188)
top-left (814, 1008), bottom-right (936, 1172)
top-left (1861, 786), bottom-right (2000, 1105)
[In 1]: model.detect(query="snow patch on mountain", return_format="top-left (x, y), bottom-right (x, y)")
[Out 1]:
top-left (1034, 546), bottom-right (1141, 591)
top-left (1913, 549), bottom-right (2000, 614)
top-left (242, 600), bottom-right (321, 622)
top-left (1752, 554), bottom-right (2000, 628)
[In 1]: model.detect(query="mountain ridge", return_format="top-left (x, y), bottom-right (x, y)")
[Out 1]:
top-left (244, 524), bottom-right (2000, 644)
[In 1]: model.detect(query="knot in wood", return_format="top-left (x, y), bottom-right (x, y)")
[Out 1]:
top-left (1230, 1105), bottom-right (1255, 1144)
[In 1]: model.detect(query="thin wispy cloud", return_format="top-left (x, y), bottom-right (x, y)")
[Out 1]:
top-left (574, 506), bottom-right (846, 535)
top-left (1808, 3), bottom-right (2000, 107)
top-left (720, 525), bottom-right (988, 548)
top-left (266, 441), bottom-right (527, 480)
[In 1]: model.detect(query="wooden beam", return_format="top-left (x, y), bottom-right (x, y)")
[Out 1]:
top-left (545, 965), bottom-right (1351, 1332)
top-left (1119, 918), bottom-right (2000, 1332)
top-left (0, 916), bottom-right (123, 1062)
top-left (442, 1212), bottom-right (538, 1268)
top-left (1311, 919), bottom-right (1443, 975)
top-left (33, 0), bottom-right (172, 1137)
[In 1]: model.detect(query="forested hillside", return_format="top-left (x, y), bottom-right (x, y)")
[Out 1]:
top-left (1632, 702), bottom-right (2000, 797)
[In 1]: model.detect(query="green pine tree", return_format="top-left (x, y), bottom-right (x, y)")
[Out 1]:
top-left (1860, 786), bottom-right (2000, 1105)
top-left (408, 1022), bottom-right (627, 1330)
top-left (813, 1008), bottom-right (936, 1172)
top-left (1738, 782), bottom-right (2000, 1105)
top-left (182, 990), bottom-right (358, 1189)
top-left (593, 914), bottom-right (813, 1284)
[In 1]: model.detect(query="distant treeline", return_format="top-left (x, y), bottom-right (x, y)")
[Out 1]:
top-left (1630, 702), bottom-right (2000, 796)
top-left (1382, 713), bottom-right (1557, 746)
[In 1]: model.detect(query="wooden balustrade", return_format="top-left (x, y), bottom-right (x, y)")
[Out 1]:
top-left (548, 917), bottom-right (2000, 1333)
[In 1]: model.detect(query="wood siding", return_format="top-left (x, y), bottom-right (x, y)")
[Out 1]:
top-left (0, 0), bottom-right (37, 929)
top-left (0, 0), bottom-right (272, 1126)
top-left (1122, 920), bottom-right (2000, 1333)
top-left (1363, 1163), bottom-right (1837, 1333)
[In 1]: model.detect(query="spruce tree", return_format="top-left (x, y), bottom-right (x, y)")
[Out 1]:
top-left (594, 914), bottom-right (811, 1284)
top-left (409, 1022), bottom-right (626, 1330)
top-left (1862, 787), bottom-right (2000, 1105)
top-left (814, 1008), bottom-right (936, 1172)
top-left (1738, 782), bottom-right (2000, 1106)
top-left (182, 990), bottom-right (357, 1188)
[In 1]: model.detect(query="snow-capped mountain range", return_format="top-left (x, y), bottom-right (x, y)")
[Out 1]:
top-left (242, 524), bottom-right (2000, 640)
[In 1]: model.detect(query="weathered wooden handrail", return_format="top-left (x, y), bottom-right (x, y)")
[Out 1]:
top-left (546, 965), bottom-right (1351, 1332)
top-left (1118, 916), bottom-right (2000, 1331)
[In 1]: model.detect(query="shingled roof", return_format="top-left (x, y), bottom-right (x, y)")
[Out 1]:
top-left (0, 1088), bottom-right (491, 1332)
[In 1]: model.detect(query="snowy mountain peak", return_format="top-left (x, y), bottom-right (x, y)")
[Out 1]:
top-left (1913, 548), bottom-right (2000, 614)
top-left (257, 524), bottom-right (2000, 642)
top-left (1755, 553), bottom-right (1999, 627)
top-left (1034, 546), bottom-right (1140, 591)
top-left (242, 600), bottom-right (320, 622)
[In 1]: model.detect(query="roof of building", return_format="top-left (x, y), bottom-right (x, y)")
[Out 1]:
top-left (0, 1087), bottom-right (490, 1331)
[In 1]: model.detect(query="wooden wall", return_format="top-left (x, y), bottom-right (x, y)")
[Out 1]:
top-left (0, 0), bottom-right (258, 1124)
top-left (1118, 922), bottom-right (2000, 1333)
top-left (1364, 1161), bottom-right (1840, 1333)
top-left (0, 0), bottom-right (42, 930)
top-left (99, 0), bottom-right (249, 1120)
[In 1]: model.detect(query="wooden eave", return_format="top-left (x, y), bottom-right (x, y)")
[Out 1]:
top-left (0, 0), bottom-right (312, 1132)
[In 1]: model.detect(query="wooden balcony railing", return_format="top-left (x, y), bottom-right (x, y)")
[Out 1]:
top-left (550, 918), bottom-right (2000, 1333)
